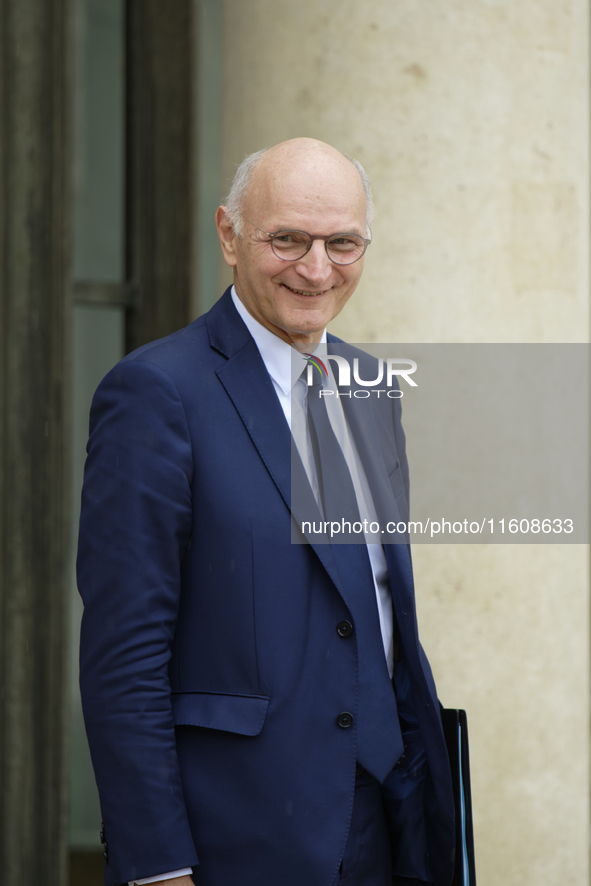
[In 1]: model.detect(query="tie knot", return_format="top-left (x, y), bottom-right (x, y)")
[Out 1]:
top-left (305, 363), bottom-right (325, 389)
top-left (299, 353), bottom-right (328, 390)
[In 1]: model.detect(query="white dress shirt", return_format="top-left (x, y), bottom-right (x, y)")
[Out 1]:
top-left (130, 287), bottom-right (394, 885)
top-left (231, 287), bottom-right (394, 675)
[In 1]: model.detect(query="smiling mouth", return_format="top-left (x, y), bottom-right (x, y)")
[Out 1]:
top-left (282, 284), bottom-right (329, 297)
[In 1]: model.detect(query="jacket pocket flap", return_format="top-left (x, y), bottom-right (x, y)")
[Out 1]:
top-left (171, 691), bottom-right (270, 736)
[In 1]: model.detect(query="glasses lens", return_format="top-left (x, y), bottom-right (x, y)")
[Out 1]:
top-left (326, 234), bottom-right (366, 265)
top-left (270, 231), bottom-right (311, 260)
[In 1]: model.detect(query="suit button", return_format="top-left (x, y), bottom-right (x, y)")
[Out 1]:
top-left (337, 620), bottom-right (353, 638)
top-left (337, 712), bottom-right (353, 728)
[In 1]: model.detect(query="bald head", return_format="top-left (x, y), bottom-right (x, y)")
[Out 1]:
top-left (215, 137), bottom-right (371, 345)
top-left (225, 139), bottom-right (374, 237)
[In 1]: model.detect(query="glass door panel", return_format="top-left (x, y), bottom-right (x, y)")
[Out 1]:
top-left (69, 305), bottom-right (124, 848)
top-left (73, 0), bottom-right (125, 283)
top-left (70, 0), bottom-right (126, 854)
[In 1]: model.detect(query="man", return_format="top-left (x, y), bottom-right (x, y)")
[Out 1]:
top-left (77, 138), bottom-right (455, 886)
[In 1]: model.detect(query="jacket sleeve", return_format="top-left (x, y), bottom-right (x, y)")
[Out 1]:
top-left (77, 357), bottom-right (199, 886)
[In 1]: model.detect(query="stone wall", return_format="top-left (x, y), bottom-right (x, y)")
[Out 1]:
top-left (221, 2), bottom-right (590, 884)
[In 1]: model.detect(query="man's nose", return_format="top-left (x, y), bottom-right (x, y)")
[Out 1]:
top-left (293, 239), bottom-right (333, 285)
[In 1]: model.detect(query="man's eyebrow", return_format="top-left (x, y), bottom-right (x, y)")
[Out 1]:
top-left (269, 224), bottom-right (366, 237)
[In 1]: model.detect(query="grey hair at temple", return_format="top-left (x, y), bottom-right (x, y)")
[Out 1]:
top-left (224, 147), bottom-right (375, 238)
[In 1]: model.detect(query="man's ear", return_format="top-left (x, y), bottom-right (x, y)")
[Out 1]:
top-left (215, 206), bottom-right (238, 267)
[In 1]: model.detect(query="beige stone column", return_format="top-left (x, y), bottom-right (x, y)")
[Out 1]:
top-left (221, 2), bottom-right (590, 885)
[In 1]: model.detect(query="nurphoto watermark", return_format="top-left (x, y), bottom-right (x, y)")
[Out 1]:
top-left (290, 344), bottom-right (589, 545)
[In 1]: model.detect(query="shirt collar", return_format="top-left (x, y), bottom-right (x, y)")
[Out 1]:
top-left (231, 285), bottom-right (327, 396)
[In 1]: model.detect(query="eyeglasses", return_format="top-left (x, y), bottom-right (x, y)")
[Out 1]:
top-left (239, 212), bottom-right (371, 265)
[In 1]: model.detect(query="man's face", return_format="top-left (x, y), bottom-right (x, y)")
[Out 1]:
top-left (216, 144), bottom-right (368, 345)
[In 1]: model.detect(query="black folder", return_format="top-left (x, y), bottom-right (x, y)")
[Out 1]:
top-left (441, 709), bottom-right (477, 886)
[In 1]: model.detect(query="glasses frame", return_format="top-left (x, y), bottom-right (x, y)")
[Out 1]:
top-left (238, 212), bottom-right (371, 265)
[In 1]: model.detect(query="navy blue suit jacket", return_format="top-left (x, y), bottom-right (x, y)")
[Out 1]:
top-left (77, 288), bottom-right (455, 886)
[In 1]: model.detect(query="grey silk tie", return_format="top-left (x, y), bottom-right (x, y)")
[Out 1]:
top-left (306, 375), bottom-right (404, 783)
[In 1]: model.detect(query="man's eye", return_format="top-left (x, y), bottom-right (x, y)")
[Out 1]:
top-left (272, 232), bottom-right (309, 249)
top-left (330, 237), bottom-right (359, 249)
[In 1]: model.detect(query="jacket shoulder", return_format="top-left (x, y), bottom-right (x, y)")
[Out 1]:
top-left (121, 315), bottom-right (209, 376)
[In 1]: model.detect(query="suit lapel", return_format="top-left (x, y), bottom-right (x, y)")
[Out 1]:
top-left (327, 339), bottom-right (416, 616)
top-left (206, 290), bottom-right (344, 595)
top-left (334, 350), bottom-right (405, 541)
